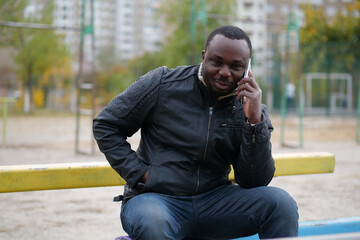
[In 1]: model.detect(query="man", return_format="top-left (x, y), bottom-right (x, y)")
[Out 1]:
top-left (93, 25), bottom-right (298, 240)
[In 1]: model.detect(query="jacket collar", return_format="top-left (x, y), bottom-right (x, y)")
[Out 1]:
top-left (197, 63), bottom-right (237, 101)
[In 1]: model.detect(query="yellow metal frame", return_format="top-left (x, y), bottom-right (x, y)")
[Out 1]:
top-left (0, 162), bottom-right (126, 193)
top-left (0, 152), bottom-right (335, 193)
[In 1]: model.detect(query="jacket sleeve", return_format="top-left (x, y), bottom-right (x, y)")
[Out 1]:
top-left (233, 104), bottom-right (275, 188)
top-left (93, 67), bottom-right (166, 188)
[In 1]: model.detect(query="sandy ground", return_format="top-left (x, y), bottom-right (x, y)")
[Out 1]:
top-left (0, 114), bottom-right (359, 239)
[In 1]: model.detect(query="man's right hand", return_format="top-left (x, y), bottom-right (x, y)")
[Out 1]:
top-left (138, 170), bottom-right (149, 184)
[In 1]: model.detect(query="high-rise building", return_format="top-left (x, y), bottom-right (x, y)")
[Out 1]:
top-left (53, 0), bottom-right (82, 55)
top-left (52, 0), bottom-right (163, 62)
top-left (235, 0), bottom-right (268, 84)
top-left (33, 0), bottom-right (355, 66)
top-left (115, 0), bottom-right (163, 60)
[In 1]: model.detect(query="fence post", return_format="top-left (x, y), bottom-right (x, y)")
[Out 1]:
top-left (1, 97), bottom-right (16, 145)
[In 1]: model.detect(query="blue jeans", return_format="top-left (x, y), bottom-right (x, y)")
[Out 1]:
top-left (120, 184), bottom-right (298, 240)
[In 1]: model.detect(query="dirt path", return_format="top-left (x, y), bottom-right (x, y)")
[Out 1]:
top-left (0, 115), bottom-right (359, 239)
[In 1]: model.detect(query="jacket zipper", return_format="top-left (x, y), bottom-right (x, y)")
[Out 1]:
top-left (252, 129), bottom-right (256, 144)
top-left (221, 123), bottom-right (242, 128)
top-left (250, 126), bottom-right (256, 178)
top-left (195, 106), bottom-right (213, 193)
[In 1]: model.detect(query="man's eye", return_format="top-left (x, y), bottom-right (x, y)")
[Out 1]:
top-left (232, 65), bottom-right (242, 70)
top-left (212, 60), bottom-right (221, 66)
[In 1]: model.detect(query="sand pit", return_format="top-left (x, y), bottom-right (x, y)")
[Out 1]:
top-left (0, 114), bottom-right (359, 239)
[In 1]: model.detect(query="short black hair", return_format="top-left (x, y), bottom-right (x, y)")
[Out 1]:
top-left (204, 25), bottom-right (252, 56)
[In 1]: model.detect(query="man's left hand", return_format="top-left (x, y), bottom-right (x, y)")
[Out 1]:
top-left (236, 69), bottom-right (262, 124)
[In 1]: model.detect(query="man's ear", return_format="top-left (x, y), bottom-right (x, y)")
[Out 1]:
top-left (201, 50), bottom-right (205, 60)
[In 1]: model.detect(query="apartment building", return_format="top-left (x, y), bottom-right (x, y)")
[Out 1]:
top-left (52, 0), bottom-right (162, 61)
top-left (53, 0), bottom-right (82, 54)
top-left (234, 0), bottom-right (355, 109)
top-left (235, 0), bottom-right (268, 83)
top-left (30, 0), bottom-right (355, 64)
top-left (116, 0), bottom-right (163, 60)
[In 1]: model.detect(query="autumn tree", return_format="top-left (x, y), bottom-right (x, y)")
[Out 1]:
top-left (0, 1), bottom-right (71, 112)
top-left (300, 2), bottom-right (360, 108)
top-left (95, 0), bottom-right (235, 104)
top-left (127, 0), bottom-right (235, 78)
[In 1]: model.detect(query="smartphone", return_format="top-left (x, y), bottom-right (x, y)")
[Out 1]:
top-left (244, 58), bottom-right (251, 78)
top-left (241, 58), bottom-right (251, 104)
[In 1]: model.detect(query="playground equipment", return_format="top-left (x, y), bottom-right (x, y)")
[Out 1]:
top-left (0, 152), bottom-right (335, 193)
top-left (279, 12), bottom-right (358, 146)
top-left (0, 1), bottom-right (96, 153)
top-left (75, 0), bottom-right (96, 155)
top-left (2, 152), bottom-right (360, 238)
top-left (357, 84), bottom-right (360, 144)
top-left (189, 0), bottom-right (207, 64)
top-left (0, 97), bottom-right (16, 145)
top-left (305, 73), bottom-right (353, 115)
top-left (280, 11), bottom-right (304, 148)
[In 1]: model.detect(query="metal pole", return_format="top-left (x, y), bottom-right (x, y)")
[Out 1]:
top-left (2, 100), bottom-right (7, 145)
top-left (75, 0), bottom-right (96, 155)
top-left (0, 20), bottom-right (81, 31)
top-left (280, 75), bottom-right (287, 146)
top-left (190, 0), bottom-right (196, 65)
top-left (281, 12), bottom-right (301, 147)
top-left (325, 43), bottom-right (331, 116)
top-left (298, 77), bottom-right (304, 148)
top-left (357, 81), bottom-right (360, 144)
top-left (75, 0), bottom-right (86, 153)
top-left (189, 0), bottom-right (207, 65)
top-left (1, 98), bottom-right (15, 145)
top-left (201, 0), bottom-right (207, 42)
top-left (297, 32), bottom-right (304, 148)
top-left (90, 0), bottom-right (96, 155)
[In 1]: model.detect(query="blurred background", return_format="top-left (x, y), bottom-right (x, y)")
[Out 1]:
top-left (1, 0), bottom-right (359, 150)
top-left (0, 1), bottom-right (359, 239)
top-left (0, 0), bottom-right (358, 111)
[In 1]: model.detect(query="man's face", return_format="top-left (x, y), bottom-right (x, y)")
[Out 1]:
top-left (201, 34), bottom-right (251, 96)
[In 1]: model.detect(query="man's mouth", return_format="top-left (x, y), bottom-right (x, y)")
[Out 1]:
top-left (214, 80), bottom-right (231, 90)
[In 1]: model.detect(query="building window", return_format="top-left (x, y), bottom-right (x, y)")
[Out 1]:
top-left (309, 0), bottom-right (323, 5)
top-left (281, 5), bottom-right (290, 15)
top-left (244, 2), bottom-right (253, 8)
top-left (267, 4), bottom-right (274, 14)
top-left (326, 6), bottom-right (336, 17)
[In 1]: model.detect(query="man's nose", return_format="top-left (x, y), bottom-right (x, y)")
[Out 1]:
top-left (219, 65), bottom-right (231, 78)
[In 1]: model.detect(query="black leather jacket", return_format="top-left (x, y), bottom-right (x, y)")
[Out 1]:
top-left (93, 65), bottom-right (275, 196)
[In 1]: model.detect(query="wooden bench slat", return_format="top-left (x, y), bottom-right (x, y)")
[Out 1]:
top-left (0, 152), bottom-right (335, 193)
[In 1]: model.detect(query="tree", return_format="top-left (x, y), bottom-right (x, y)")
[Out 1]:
top-left (300, 2), bottom-right (360, 109)
top-left (129, 0), bottom-right (235, 77)
top-left (95, 0), bottom-right (235, 104)
top-left (14, 28), bottom-right (70, 112)
top-left (0, 1), bottom-right (29, 44)
top-left (160, 0), bottom-right (235, 66)
top-left (39, 54), bottom-right (73, 109)
top-left (0, 0), bottom-right (71, 113)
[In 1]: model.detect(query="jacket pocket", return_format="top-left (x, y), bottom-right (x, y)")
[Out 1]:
top-left (143, 165), bottom-right (156, 192)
